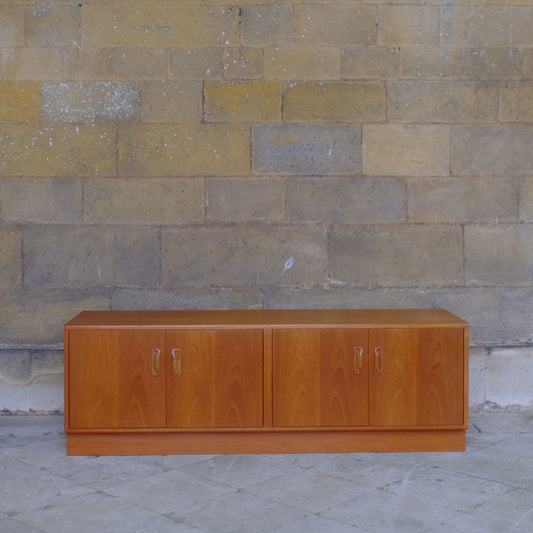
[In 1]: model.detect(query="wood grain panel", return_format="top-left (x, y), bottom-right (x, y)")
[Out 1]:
top-left (68, 329), bottom-right (166, 429)
top-left (166, 329), bottom-right (263, 428)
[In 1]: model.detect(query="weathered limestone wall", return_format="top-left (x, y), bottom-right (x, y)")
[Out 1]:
top-left (1, 1), bottom-right (532, 412)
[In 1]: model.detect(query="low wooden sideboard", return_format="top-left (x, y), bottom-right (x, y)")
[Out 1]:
top-left (64, 309), bottom-right (468, 455)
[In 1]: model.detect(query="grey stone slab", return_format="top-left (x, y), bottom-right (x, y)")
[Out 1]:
top-left (273, 515), bottom-right (366, 533)
top-left (0, 518), bottom-right (43, 533)
top-left (473, 488), bottom-right (533, 530)
top-left (423, 511), bottom-right (525, 533)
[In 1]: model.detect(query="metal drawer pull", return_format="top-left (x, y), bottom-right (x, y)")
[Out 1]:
top-left (374, 346), bottom-right (384, 374)
top-left (354, 346), bottom-right (363, 374)
top-left (151, 348), bottom-right (161, 377)
top-left (171, 348), bottom-right (181, 376)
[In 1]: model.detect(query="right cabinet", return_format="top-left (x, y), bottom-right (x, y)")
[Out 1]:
top-left (273, 327), bottom-right (464, 429)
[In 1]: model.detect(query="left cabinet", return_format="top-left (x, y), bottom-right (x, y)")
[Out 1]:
top-left (67, 327), bottom-right (263, 431)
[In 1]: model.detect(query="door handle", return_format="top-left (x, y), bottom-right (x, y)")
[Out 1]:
top-left (171, 348), bottom-right (181, 376)
top-left (353, 346), bottom-right (363, 374)
top-left (374, 346), bottom-right (384, 374)
top-left (151, 348), bottom-right (161, 377)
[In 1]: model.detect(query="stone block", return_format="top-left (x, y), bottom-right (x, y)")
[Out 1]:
top-left (1, 178), bottom-right (82, 223)
top-left (41, 82), bottom-right (140, 123)
top-left (108, 48), bottom-right (165, 79)
top-left (341, 47), bottom-right (399, 80)
top-left (253, 124), bottom-right (361, 175)
top-left (363, 124), bottom-right (449, 176)
top-left (168, 48), bottom-right (224, 80)
top-left (241, 4), bottom-right (293, 46)
top-left (2, 48), bottom-right (63, 81)
top-left (283, 82), bottom-right (386, 122)
top-left (0, 82), bottom-right (41, 123)
top-left (388, 81), bottom-right (498, 123)
top-left (29, 349), bottom-right (64, 413)
top-left (0, 125), bottom-right (116, 177)
top-left (0, 7), bottom-right (24, 47)
top-left (0, 289), bottom-right (109, 345)
top-left (223, 48), bottom-right (263, 80)
top-left (118, 124), bottom-right (250, 176)
top-left (469, 348), bottom-right (487, 408)
top-left (519, 177), bottom-right (533, 222)
top-left (378, 6), bottom-right (440, 46)
top-left (82, 5), bottom-right (239, 47)
top-left (141, 81), bottom-right (202, 123)
top-left (499, 82), bottom-right (533, 122)
top-left (25, 5), bottom-right (80, 47)
top-left (452, 125), bottom-right (533, 175)
top-left (465, 224), bottom-right (533, 285)
top-left (500, 288), bottom-right (533, 345)
top-left (264, 46), bottom-right (340, 80)
top-left (329, 224), bottom-right (463, 287)
top-left (294, 6), bottom-right (377, 46)
top-left (63, 48), bottom-right (108, 81)
top-left (0, 350), bottom-right (30, 384)
top-left (441, 7), bottom-right (510, 47)
top-left (286, 177), bottom-right (406, 223)
top-left (206, 177), bottom-right (284, 222)
top-left (510, 7), bottom-right (533, 46)
top-left (161, 225), bottom-right (328, 288)
top-left (23, 226), bottom-right (160, 287)
top-left (486, 347), bottom-right (533, 407)
top-left (408, 177), bottom-right (517, 223)
top-left (112, 289), bottom-right (262, 311)
top-left (84, 178), bottom-right (204, 225)
top-left (204, 81), bottom-right (281, 122)
top-left (0, 228), bottom-right (21, 287)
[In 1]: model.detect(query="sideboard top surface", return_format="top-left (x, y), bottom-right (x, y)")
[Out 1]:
top-left (65, 309), bottom-right (467, 329)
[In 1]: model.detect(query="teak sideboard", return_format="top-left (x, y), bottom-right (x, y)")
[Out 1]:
top-left (64, 309), bottom-right (469, 455)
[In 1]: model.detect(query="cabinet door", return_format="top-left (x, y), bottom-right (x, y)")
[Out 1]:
top-left (68, 329), bottom-right (167, 429)
top-left (166, 329), bottom-right (263, 428)
top-left (273, 328), bottom-right (369, 427)
top-left (369, 328), bottom-right (464, 426)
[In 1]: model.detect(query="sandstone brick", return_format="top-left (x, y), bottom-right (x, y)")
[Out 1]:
top-left (0, 229), bottom-right (21, 287)
top-left (223, 48), bottom-right (263, 80)
top-left (29, 349), bottom-right (64, 413)
top-left (329, 224), bottom-right (463, 287)
top-left (0, 7), bottom-right (24, 47)
top-left (41, 82), bottom-right (139, 123)
top-left (253, 124), bottom-right (361, 175)
top-left (112, 288), bottom-right (261, 311)
top-left (264, 46), bottom-right (340, 81)
top-left (118, 124), bottom-right (250, 177)
top-left (341, 48), bottom-right (399, 80)
top-left (141, 81), bottom-right (202, 123)
top-left (204, 81), bottom-right (281, 123)
top-left (499, 82), bottom-right (533, 122)
top-left (23, 226), bottom-right (160, 287)
top-left (0, 125), bottom-right (116, 177)
top-left (206, 177), bottom-right (284, 222)
top-left (241, 4), bottom-right (293, 46)
top-left (0, 82), bottom-right (41, 123)
top-left (168, 48), bottom-right (224, 80)
top-left (0, 289), bottom-right (109, 345)
top-left (2, 48), bottom-right (63, 81)
top-left (363, 124), bottom-right (450, 176)
top-left (82, 5), bottom-right (239, 47)
top-left (441, 7), bottom-right (510, 47)
top-left (84, 178), bottom-right (205, 225)
top-left (25, 5), bottom-right (80, 47)
top-left (451, 125), bottom-right (533, 175)
top-left (283, 82), bottom-right (386, 122)
top-left (0, 350), bottom-right (30, 384)
top-left (286, 177), bottom-right (406, 223)
top-left (63, 48), bottom-right (108, 81)
top-left (519, 177), bottom-right (533, 222)
top-left (459, 49), bottom-right (523, 80)
top-left (408, 177), bottom-right (518, 223)
top-left (510, 7), bottom-right (533, 46)
top-left (465, 224), bottom-right (533, 285)
top-left (499, 289), bottom-right (533, 345)
top-left (378, 6), bottom-right (440, 46)
top-left (1, 178), bottom-right (82, 223)
top-left (161, 225), bottom-right (328, 288)
top-left (108, 48), bottom-right (165, 79)
top-left (388, 81), bottom-right (498, 123)
top-left (468, 348), bottom-right (487, 407)
top-left (294, 6), bottom-right (377, 46)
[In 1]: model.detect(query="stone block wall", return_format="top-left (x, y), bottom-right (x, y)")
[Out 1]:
top-left (1, 1), bottom-right (533, 412)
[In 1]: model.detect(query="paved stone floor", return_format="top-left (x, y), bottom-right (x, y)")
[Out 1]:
top-left (0, 410), bottom-right (532, 532)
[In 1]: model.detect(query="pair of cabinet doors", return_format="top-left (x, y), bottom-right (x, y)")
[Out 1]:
top-left (67, 327), bottom-right (464, 431)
